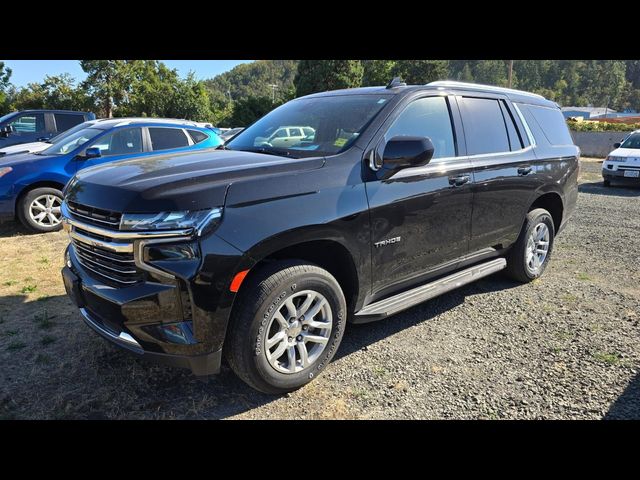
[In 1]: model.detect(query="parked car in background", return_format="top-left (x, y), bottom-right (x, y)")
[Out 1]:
top-left (0, 118), bottom-right (222, 232)
top-left (219, 127), bottom-right (244, 142)
top-left (255, 125), bottom-right (315, 148)
top-left (602, 130), bottom-right (640, 186)
top-left (0, 110), bottom-right (96, 151)
top-left (60, 80), bottom-right (578, 394)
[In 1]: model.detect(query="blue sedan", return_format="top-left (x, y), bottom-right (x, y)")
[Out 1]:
top-left (0, 118), bottom-right (222, 232)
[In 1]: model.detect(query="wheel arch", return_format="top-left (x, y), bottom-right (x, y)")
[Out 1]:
top-left (14, 180), bottom-right (67, 216)
top-left (528, 191), bottom-right (564, 233)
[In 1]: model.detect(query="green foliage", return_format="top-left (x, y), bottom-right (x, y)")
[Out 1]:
top-left (361, 60), bottom-right (396, 86)
top-left (294, 60), bottom-right (364, 97)
top-left (392, 60), bottom-right (449, 85)
top-left (0, 61), bottom-right (12, 115)
top-left (8, 74), bottom-right (91, 112)
top-left (567, 120), bottom-right (640, 132)
top-left (80, 60), bottom-right (140, 118)
top-left (229, 96), bottom-right (277, 127)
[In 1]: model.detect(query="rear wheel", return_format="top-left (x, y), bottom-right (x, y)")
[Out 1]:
top-left (17, 187), bottom-right (64, 233)
top-left (505, 208), bottom-right (555, 283)
top-left (225, 260), bottom-right (347, 394)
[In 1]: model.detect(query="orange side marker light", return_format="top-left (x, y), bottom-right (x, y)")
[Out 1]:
top-left (230, 269), bottom-right (250, 292)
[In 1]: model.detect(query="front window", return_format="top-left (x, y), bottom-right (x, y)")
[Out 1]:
top-left (227, 94), bottom-right (392, 158)
top-left (620, 133), bottom-right (640, 149)
top-left (8, 113), bottom-right (45, 133)
top-left (92, 128), bottom-right (143, 156)
top-left (40, 127), bottom-right (102, 155)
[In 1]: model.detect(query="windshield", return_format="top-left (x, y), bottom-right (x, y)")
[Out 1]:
top-left (620, 133), bottom-right (640, 149)
top-left (226, 94), bottom-right (392, 158)
top-left (40, 127), bottom-right (102, 155)
top-left (0, 112), bottom-right (17, 124)
top-left (47, 121), bottom-right (94, 144)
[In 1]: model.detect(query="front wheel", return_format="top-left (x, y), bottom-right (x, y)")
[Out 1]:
top-left (17, 187), bottom-right (64, 233)
top-left (505, 208), bottom-right (555, 283)
top-left (225, 260), bottom-right (347, 394)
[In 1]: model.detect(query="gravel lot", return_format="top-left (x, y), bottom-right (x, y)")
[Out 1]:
top-left (1, 157), bottom-right (639, 419)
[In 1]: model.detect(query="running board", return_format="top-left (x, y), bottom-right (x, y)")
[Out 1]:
top-left (354, 258), bottom-right (506, 323)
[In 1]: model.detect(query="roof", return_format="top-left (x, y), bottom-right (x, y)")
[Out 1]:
top-left (88, 118), bottom-right (214, 129)
top-left (299, 81), bottom-right (557, 108)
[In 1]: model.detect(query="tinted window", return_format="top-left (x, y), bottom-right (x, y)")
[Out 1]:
top-left (385, 96), bottom-right (456, 159)
top-left (42, 127), bottom-right (102, 155)
top-left (499, 101), bottom-right (524, 151)
top-left (460, 97), bottom-right (511, 155)
top-left (187, 129), bottom-right (209, 144)
top-left (527, 105), bottom-right (574, 146)
top-left (289, 128), bottom-right (302, 137)
top-left (91, 128), bottom-right (143, 156)
top-left (54, 113), bottom-right (84, 133)
top-left (8, 113), bottom-right (45, 133)
top-left (149, 128), bottom-right (190, 151)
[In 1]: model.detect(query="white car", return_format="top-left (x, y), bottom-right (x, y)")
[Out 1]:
top-left (602, 130), bottom-right (640, 186)
top-left (0, 140), bottom-right (50, 157)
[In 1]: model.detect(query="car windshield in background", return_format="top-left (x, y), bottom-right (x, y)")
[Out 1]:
top-left (620, 133), bottom-right (640, 149)
top-left (226, 94), bottom-right (392, 158)
top-left (40, 127), bottom-right (102, 155)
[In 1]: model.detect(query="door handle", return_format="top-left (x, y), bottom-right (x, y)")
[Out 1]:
top-left (518, 166), bottom-right (533, 176)
top-left (448, 174), bottom-right (470, 187)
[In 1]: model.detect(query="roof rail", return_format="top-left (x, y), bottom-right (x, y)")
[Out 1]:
top-left (426, 80), bottom-right (545, 100)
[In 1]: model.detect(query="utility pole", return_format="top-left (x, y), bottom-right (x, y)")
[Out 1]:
top-left (507, 60), bottom-right (514, 88)
top-left (268, 83), bottom-right (278, 103)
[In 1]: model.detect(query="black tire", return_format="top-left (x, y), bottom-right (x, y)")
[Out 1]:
top-left (225, 260), bottom-right (347, 394)
top-left (17, 187), bottom-right (64, 233)
top-left (504, 208), bottom-right (555, 283)
top-left (603, 179), bottom-right (611, 187)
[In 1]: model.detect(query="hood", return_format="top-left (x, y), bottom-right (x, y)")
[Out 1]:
top-left (0, 151), bottom-right (56, 168)
top-left (0, 141), bottom-right (49, 156)
top-left (609, 147), bottom-right (640, 160)
top-left (65, 148), bottom-right (325, 213)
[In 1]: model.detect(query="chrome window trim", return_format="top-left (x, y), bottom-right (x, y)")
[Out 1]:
top-left (512, 103), bottom-right (537, 147)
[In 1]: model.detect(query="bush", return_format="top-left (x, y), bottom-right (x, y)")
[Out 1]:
top-left (567, 120), bottom-right (640, 132)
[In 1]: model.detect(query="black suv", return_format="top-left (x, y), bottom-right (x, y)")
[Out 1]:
top-left (60, 80), bottom-right (579, 394)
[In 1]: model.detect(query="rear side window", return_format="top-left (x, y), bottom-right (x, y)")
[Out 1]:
top-left (385, 96), bottom-right (456, 159)
top-left (149, 128), bottom-right (190, 151)
top-left (527, 105), bottom-right (574, 146)
top-left (187, 129), bottom-right (209, 144)
top-left (499, 101), bottom-right (524, 151)
top-left (55, 113), bottom-right (84, 133)
top-left (459, 97), bottom-right (510, 155)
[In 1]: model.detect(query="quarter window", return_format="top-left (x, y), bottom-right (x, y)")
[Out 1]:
top-left (527, 104), bottom-right (574, 146)
top-left (149, 127), bottom-right (190, 151)
top-left (460, 97), bottom-right (511, 155)
top-left (187, 129), bottom-right (209, 144)
top-left (499, 101), bottom-right (524, 151)
top-left (385, 96), bottom-right (456, 159)
top-left (54, 113), bottom-right (84, 133)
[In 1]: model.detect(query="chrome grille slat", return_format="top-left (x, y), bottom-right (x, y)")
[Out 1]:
top-left (67, 201), bottom-right (122, 228)
top-left (74, 249), bottom-right (138, 275)
top-left (73, 241), bottom-right (135, 264)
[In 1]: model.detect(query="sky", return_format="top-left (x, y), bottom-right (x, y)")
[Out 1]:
top-left (1, 60), bottom-right (253, 87)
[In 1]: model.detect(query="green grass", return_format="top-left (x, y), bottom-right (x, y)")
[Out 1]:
top-left (372, 366), bottom-right (388, 377)
top-left (351, 388), bottom-right (370, 400)
top-left (576, 272), bottom-right (592, 281)
top-left (40, 335), bottom-right (56, 346)
top-left (33, 309), bottom-right (55, 330)
top-left (7, 340), bottom-right (26, 351)
top-left (21, 284), bottom-right (37, 294)
top-left (2, 280), bottom-right (17, 286)
top-left (37, 257), bottom-right (49, 264)
top-left (593, 351), bottom-right (621, 365)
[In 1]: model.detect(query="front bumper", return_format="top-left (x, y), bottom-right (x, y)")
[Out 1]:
top-left (602, 163), bottom-right (640, 183)
top-left (61, 207), bottom-right (248, 376)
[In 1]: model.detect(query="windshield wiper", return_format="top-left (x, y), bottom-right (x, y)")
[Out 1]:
top-left (239, 146), bottom-right (297, 158)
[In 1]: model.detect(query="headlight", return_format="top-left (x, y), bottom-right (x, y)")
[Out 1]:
top-left (606, 156), bottom-right (626, 163)
top-left (0, 166), bottom-right (12, 178)
top-left (120, 208), bottom-right (223, 234)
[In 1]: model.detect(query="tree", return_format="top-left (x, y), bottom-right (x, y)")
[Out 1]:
top-left (80, 60), bottom-right (139, 118)
top-left (0, 62), bottom-right (12, 115)
top-left (294, 60), bottom-right (363, 97)
top-left (229, 96), bottom-right (277, 126)
top-left (361, 60), bottom-right (396, 86)
top-left (391, 60), bottom-right (449, 84)
top-left (166, 73), bottom-right (213, 121)
top-left (7, 74), bottom-right (91, 112)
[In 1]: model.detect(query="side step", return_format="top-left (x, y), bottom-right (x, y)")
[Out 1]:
top-left (353, 258), bottom-right (506, 323)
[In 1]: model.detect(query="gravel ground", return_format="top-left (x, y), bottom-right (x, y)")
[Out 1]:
top-left (1, 158), bottom-right (639, 419)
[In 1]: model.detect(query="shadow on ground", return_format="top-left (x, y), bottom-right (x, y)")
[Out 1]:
top-left (604, 372), bottom-right (640, 419)
top-left (0, 220), bottom-right (36, 238)
top-left (578, 181), bottom-right (640, 197)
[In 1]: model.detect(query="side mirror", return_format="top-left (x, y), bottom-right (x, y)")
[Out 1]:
top-left (83, 147), bottom-right (102, 159)
top-left (382, 136), bottom-right (434, 172)
top-left (0, 125), bottom-right (14, 138)
top-left (614, 142), bottom-right (621, 149)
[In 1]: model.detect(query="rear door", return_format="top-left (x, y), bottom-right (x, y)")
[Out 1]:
top-left (365, 93), bottom-right (474, 299)
top-left (458, 94), bottom-right (540, 254)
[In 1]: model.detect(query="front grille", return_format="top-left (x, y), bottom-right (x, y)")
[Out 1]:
top-left (71, 237), bottom-right (145, 286)
top-left (67, 201), bottom-right (122, 229)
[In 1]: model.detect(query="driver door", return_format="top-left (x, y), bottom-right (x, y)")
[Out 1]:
top-left (364, 94), bottom-right (474, 299)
